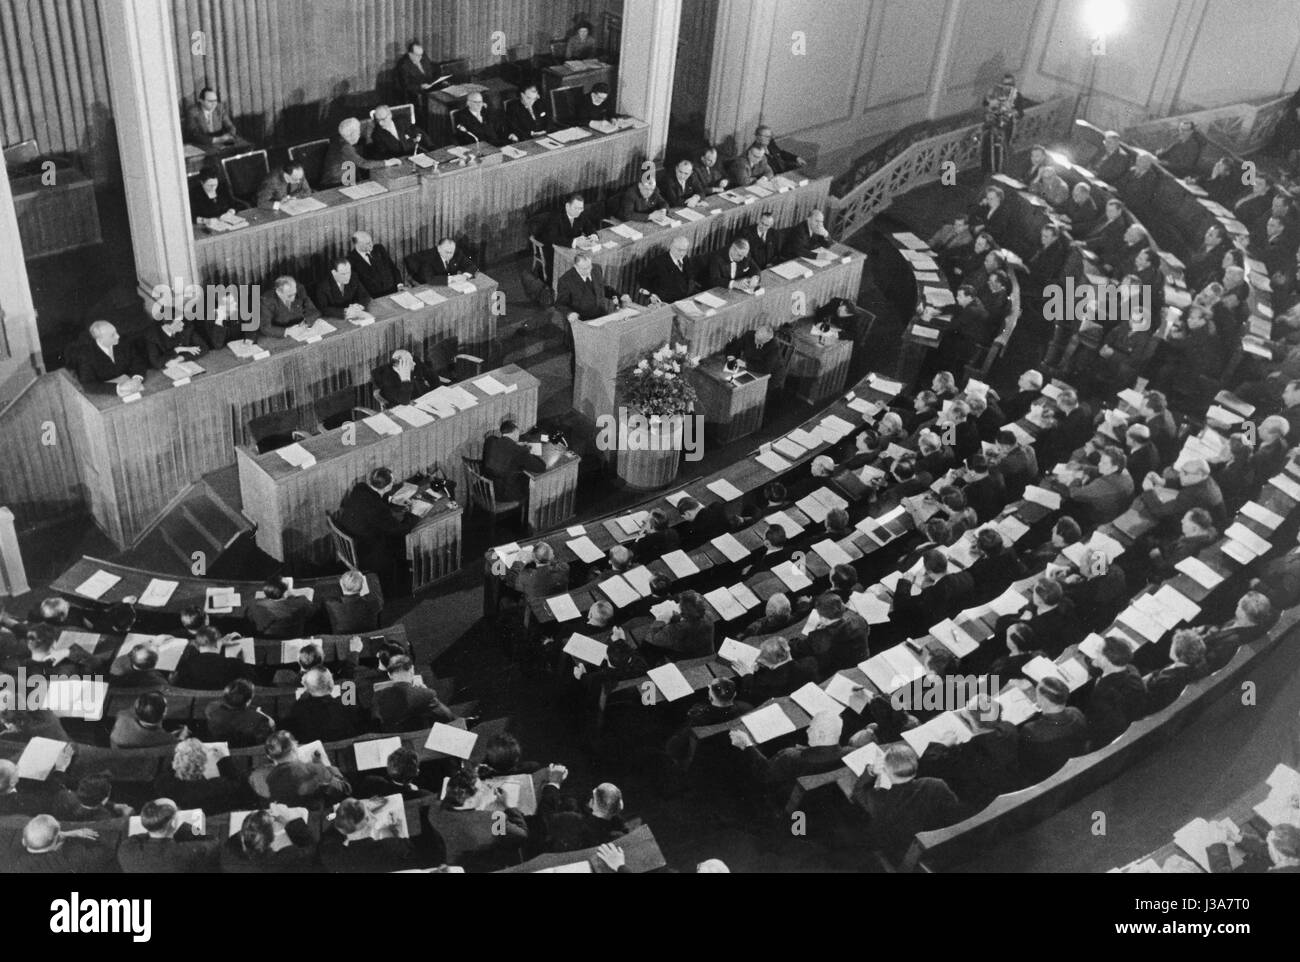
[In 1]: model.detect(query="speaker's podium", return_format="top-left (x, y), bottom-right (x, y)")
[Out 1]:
top-left (569, 304), bottom-right (676, 432)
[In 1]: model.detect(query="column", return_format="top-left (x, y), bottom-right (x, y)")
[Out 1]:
top-left (618, 0), bottom-right (684, 163)
top-left (926, 0), bottom-right (963, 120)
top-left (100, 0), bottom-right (198, 308)
top-left (703, 0), bottom-right (777, 157)
top-left (0, 159), bottom-right (41, 403)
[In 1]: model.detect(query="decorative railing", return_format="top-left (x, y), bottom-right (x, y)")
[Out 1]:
top-left (1122, 94), bottom-right (1292, 158)
top-left (828, 96), bottom-right (1078, 240)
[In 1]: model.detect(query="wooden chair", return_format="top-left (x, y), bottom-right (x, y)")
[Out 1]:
top-left (549, 85), bottom-right (585, 127)
top-left (247, 409), bottom-right (309, 454)
top-left (769, 330), bottom-right (798, 393)
top-left (462, 457), bottom-right (524, 540)
top-left (326, 512), bottom-right (360, 570)
top-left (222, 148), bottom-right (269, 207)
top-left (287, 139), bottom-right (329, 188)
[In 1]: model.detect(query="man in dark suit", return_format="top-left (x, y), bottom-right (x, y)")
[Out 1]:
top-left (616, 174), bottom-right (668, 221)
top-left (253, 732), bottom-right (351, 807)
top-left (724, 324), bottom-right (780, 375)
top-left (637, 236), bottom-right (697, 304)
top-left (504, 84), bottom-right (551, 142)
top-left (367, 103), bottom-right (431, 159)
top-left (741, 210), bottom-right (783, 269)
top-left (313, 257), bottom-right (372, 320)
top-left (183, 87), bottom-right (238, 146)
top-left (371, 655), bottom-right (454, 731)
top-left (325, 570), bottom-right (384, 633)
top-left (348, 231), bottom-right (406, 297)
top-left (1155, 120), bottom-right (1204, 178)
top-left (752, 124), bottom-right (803, 175)
top-left (243, 577), bottom-right (316, 639)
top-left (971, 185), bottom-right (1012, 241)
top-left (117, 800), bottom-right (220, 873)
top-left (556, 254), bottom-right (626, 321)
top-left (692, 146), bottom-right (729, 195)
top-left (934, 284), bottom-right (993, 375)
top-left (1091, 130), bottom-right (1133, 186)
top-left (676, 496), bottom-right (733, 548)
top-left (705, 239), bottom-right (760, 291)
top-left (396, 41), bottom-right (446, 107)
top-left (74, 321), bottom-right (145, 387)
top-left (257, 276), bottom-right (321, 339)
top-left (373, 349), bottom-right (436, 407)
top-left (538, 194), bottom-right (601, 253)
top-left (406, 238), bottom-right (477, 286)
top-left (782, 209), bottom-right (834, 260)
top-left (452, 92), bottom-right (503, 147)
top-left (658, 158), bottom-right (703, 208)
top-left (729, 710), bottom-right (848, 805)
top-left (256, 162), bottom-right (313, 210)
top-left (918, 695), bottom-right (1021, 809)
top-left (321, 118), bottom-right (385, 187)
top-left (793, 593), bottom-right (870, 678)
top-left (337, 467), bottom-right (414, 593)
top-left (1084, 636), bottom-right (1147, 748)
top-left (727, 144), bottom-right (773, 188)
top-left (171, 627), bottom-right (254, 690)
top-left (1018, 676), bottom-right (1088, 781)
top-left (285, 668), bottom-right (360, 743)
top-left (851, 745), bottom-right (963, 864)
top-left (482, 419), bottom-right (547, 503)
top-left (1026, 223), bottom-right (1069, 293)
top-left (1119, 152), bottom-right (1159, 214)
top-left (1144, 630), bottom-right (1205, 713)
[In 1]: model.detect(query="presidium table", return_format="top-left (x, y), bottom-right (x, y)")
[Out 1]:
top-left (195, 120), bottom-right (648, 286)
top-left (551, 175), bottom-right (832, 291)
top-left (238, 365), bottom-right (540, 571)
top-left (58, 274), bottom-right (499, 550)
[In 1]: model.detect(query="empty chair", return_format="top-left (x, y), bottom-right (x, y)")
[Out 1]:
top-left (287, 139), bottom-right (329, 188)
top-left (326, 511), bottom-right (360, 569)
top-left (312, 386), bottom-right (376, 432)
top-left (549, 86), bottom-right (585, 127)
top-left (462, 456), bottom-right (525, 539)
top-left (221, 148), bottom-right (269, 207)
top-left (247, 408), bottom-right (309, 454)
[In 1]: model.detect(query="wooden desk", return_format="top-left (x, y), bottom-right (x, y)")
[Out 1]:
top-left (496, 823), bottom-right (666, 873)
top-left (11, 168), bottom-right (101, 258)
top-left (526, 451), bottom-right (581, 531)
top-left (57, 276), bottom-right (497, 549)
top-left (543, 61), bottom-right (617, 96)
top-left (405, 499), bottom-right (465, 592)
top-left (552, 175), bottom-right (831, 291)
top-left (238, 364), bottom-right (537, 567)
top-left (672, 243), bottom-right (866, 357)
top-left (569, 305), bottom-right (676, 424)
top-left (787, 319), bottom-right (854, 405)
top-left (686, 356), bottom-right (768, 444)
top-left (425, 78), bottom-right (518, 144)
top-left (194, 122), bottom-right (647, 282)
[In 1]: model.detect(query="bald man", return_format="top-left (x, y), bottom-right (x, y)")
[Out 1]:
top-left (6, 814), bottom-right (116, 873)
top-left (638, 235), bottom-right (697, 304)
top-left (452, 92), bottom-right (503, 147)
top-left (704, 239), bottom-right (760, 291)
top-left (321, 117), bottom-right (384, 188)
top-left (367, 103), bottom-right (430, 159)
top-left (75, 320), bottom-right (145, 387)
top-left (348, 230), bottom-right (406, 297)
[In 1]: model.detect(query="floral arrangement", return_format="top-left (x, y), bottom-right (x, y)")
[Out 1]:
top-left (624, 342), bottom-right (700, 416)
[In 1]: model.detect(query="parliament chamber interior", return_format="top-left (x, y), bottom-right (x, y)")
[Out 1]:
top-left (3, 0), bottom-right (1300, 892)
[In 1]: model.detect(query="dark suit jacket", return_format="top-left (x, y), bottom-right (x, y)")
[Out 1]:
top-left (658, 171), bottom-right (701, 208)
top-left (258, 288), bottom-right (321, 338)
top-left (851, 776), bottom-right (963, 863)
top-left (538, 210), bottom-right (599, 249)
top-left (637, 251), bottom-right (696, 302)
top-left (691, 162), bottom-right (726, 194)
top-left (482, 435), bottom-right (546, 502)
top-left (397, 54), bottom-right (439, 103)
top-left (634, 527), bottom-right (681, 563)
top-left (171, 649), bottom-right (253, 690)
top-left (338, 483), bottom-right (408, 571)
top-left (616, 185), bottom-right (668, 221)
top-left (117, 825), bottom-right (220, 873)
top-left (313, 275), bottom-right (372, 319)
top-left (406, 247), bottom-right (477, 286)
top-left (724, 329), bottom-right (780, 374)
top-left (555, 265), bottom-right (618, 320)
top-left (920, 721), bottom-right (1020, 807)
top-left (367, 118), bottom-right (430, 159)
top-left (373, 363), bottom-right (435, 407)
top-left (704, 251), bottom-right (759, 290)
top-left (183, 102), bottom-right (237, 145)
top-left (782, 224), bottom-right (832, 260)
top-left (1145, 663), bottom-right (1198, 714)
top-left (244, 596), bottom-right (315, 639)
top-left (793, 612), bottom-right (870, 678)
top-left (372, 680), bottom-right (453, 731)
top-left (190, 180), bottom-right (238, 221)
top-left (741, 225), bottom-right (784, 269)
top-left (1019, 707), bottom-right (1088, 781)
top-left (1092, 146), bottom-right (1133, 186)
top-left (683, 502), bottom-right (733, 548)
top-left (320, 137), bottom-right (377, 188)
top-left (451, 107), bottom-right (503, 147)
top-left (325, 591), bottom-right (385, 634)
top-left (285, 694), bottom-right (360, 743)
top-left (348, 244), bottom-right (405, 297)
top-left (576, 95), bottom-right (616, 126)
top-left (1085, 665), bottom-right (1147, 747)
top-left (73, 341), bottom-right (144, 384)
top-left (504, 99), bottom-right (551, 141)
top-left (142, 322), bottom-right (201, 371)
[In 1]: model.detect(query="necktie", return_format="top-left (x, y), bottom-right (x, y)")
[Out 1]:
top-left (730, 260), bottom-right (737, 279)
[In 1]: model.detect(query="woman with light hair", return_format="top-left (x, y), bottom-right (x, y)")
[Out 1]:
top-left (740, 592), bottom-right (801, 638)
top-left (877, 411), bottom-right (905, 441)
top-left (150, 737), bottom-right (255, 814)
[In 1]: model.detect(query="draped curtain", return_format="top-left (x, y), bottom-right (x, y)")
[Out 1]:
top-left (0, 0), bottom-right (115, 180)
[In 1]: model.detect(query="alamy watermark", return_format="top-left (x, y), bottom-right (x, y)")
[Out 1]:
top-left (148, 278), bottom-right (260, 329)
top-left (594, 407), bottom-right (706, 462)
top-left (1043, 277), bottom-right (1153, 325)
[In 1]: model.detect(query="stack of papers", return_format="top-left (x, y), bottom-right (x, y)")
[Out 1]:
top-left (388, 290), bottom-right (426, 310)
top-left (1254, 764), bottom-right (1300, 827)
top-left (279, 197), bottom-right (327, 216)
top-left (718, 637), bottom-right (761, 671)
top-left (771, 560), bottom-right (812, 592)
top-left (710, 533), bottom-right (751, 562)
top-left (338, 181), bottom-right (388, 200)
top-left (756, 448), bottom-right (792, 473)
top-left (228, 340), bottom-right (270, 360)
top-left (74, 569), bottom-right (121, 600)
top-left (662, 550), bottom-right (700, 578)
top-left (276, 443), bottom-right (316, 470)
top-left (741, 703), bottom-right (797, 743)
top-left (763, 511), bottom-right (805, 539)
top-left (424, 723), bottom-right (478, 759)
top-left (703, 586), bottom-right (748, 621)
top-left (563, 632), bottom-right (609, 666)
top-left (860, 646), bottom-right (926, 694)
top-left (353, 737), bottom-right (402, 771)
top-left (706, 478), bottom-right (743, 501)
top-left (790, 681), bottom-right (844, 718)
top-left (139, 578), bottom-right (179, 607)
top-left (598, 574), bottom-right (640, 608)
top-left (566, 535), bottom-right (604, 563)
top-left (546, 595), bottom-right (581, 622)
top-left (286, 319), bottom-right (337, 343)
top-left (995, 686), bottom-right (1040, 725)
top-left (647, 663), bottom-right (694, 701)
top-left (16, 737), bottom-right (73, 781)
top-left (848, 590), bottom-right (891, 624)
top-left (363, 412), bottom-right (403, 436)
top-left (1174, 556), bottom-right (1224, 589)
top-left (901, 713), bottom-right (972, 756)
